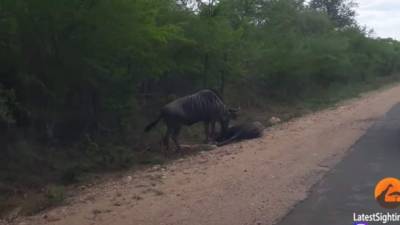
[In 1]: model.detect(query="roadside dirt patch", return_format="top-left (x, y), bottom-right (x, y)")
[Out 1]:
top-left (5, 84), bottom-right (400, 225)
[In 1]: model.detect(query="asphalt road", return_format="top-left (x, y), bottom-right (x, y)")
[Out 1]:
top-left (277, 104), bottom-right (400, 225)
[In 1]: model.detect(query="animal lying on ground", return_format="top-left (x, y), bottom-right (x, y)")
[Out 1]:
top-left (144, 89), bottom-right (239, 151)
top-left (216, 121), bottom-right (265, 146)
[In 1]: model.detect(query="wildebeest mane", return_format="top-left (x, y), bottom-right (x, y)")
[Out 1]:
top-left (192, 88), bottom-right (224, 101)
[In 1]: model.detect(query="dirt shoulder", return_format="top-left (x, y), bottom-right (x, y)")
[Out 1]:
top-left (6, 84), bottom-right (400, 225)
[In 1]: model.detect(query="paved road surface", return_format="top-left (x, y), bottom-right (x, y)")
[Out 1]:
top-left (277, 104), bottom-right (400, 225)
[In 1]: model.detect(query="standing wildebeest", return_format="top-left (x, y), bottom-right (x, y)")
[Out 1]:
top-left (216, 121), bottom-right (265, 146)
top-left (144, 89), bottom-right (239, 151)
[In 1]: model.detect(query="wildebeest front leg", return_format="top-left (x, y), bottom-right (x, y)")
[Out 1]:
top-left (209, 121), bottom-right (216, 143)
top-left (171, 126), bottom-right (181, 151)
top-left (163, 128), bottom-right (172, 151)
top-left (204, 122), bottom-right (210, 143)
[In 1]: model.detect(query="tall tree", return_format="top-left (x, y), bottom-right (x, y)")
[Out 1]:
top-left (309, 0), bottom-right (357, 28)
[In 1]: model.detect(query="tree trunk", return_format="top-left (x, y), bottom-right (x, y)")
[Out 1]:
top-left (219, 53), bottom-right (228, 96)
top-left (203, 53), bottom-right (209, 87)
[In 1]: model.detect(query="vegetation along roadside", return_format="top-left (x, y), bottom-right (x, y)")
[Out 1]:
top-left (1, 0), bottom-right (400, 218)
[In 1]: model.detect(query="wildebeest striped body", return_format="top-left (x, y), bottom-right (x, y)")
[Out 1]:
top-left (164, 90), bottom-right (227, 124)
top-left (145, 89), bottom-right (238, 151)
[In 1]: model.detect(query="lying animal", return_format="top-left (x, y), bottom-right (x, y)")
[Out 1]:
top-left (144, 89), bottom-right (239, 151)
top-left (216, 121), bottom-right (265, 146)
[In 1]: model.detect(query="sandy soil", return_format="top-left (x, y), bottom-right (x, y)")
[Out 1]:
top-left (5, 84), bottom-right (400, 225)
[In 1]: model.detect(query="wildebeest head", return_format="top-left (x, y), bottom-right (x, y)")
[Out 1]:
top-left (220, 107), bottom-right (240, 133)
top-left (228, 107), bottom-right (240, 120)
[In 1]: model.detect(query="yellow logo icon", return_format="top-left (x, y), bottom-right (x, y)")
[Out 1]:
top-left (375, 177), bottom-right (400, 209)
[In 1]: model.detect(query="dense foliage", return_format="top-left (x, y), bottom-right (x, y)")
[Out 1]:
top-left (1, 0), bottom-right (400, 187)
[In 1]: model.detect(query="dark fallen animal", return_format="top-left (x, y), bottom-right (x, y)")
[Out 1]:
top-left (216, 121), bottom-right (265, 146)
top-left (144, 89), bottom-right (239, 151)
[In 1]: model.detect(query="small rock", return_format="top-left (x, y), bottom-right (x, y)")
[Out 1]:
top-left (124, 176), bottom-right (132, 183)
top-left (200, 144), bottom-right (217, 151)
top-left (84, 194), bottom-right (96, 202)
top-left (92, 209), bottom-right (102, 215)
top-left (152, 165), bottom-right (161, 170)
top-left (60, 208), bottom-right (67, 215)
top-left (113, 202), bottom-right (122, 206)
top-left (132, 195), bottom-right (143, 200)
top-left (198, 159), bottom-right (208, 164)
top-left (44, 212), bottom-right (60, 222)
top-left (7, 207), bottom-right (22, 222)
top-left (269, 116), bottom-right (281, 125)
top-left (79, 185), bottom-right (87, 190)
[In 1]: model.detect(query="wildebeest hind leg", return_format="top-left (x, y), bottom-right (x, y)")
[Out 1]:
top-left (203, 122), bottom-right (210, 143)
top-left (172, 126), bottom-right (181, 152)
top-left (163, 128), bottom-right (172, 152)
top-left (210, 121), bottom-right (216, 142)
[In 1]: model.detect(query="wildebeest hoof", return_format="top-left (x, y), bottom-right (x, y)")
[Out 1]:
top-left (208, 140), bottom-right (217, 145)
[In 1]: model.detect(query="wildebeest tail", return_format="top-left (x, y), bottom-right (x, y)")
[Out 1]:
top-left (144, 114), bottom-right (162, 132)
